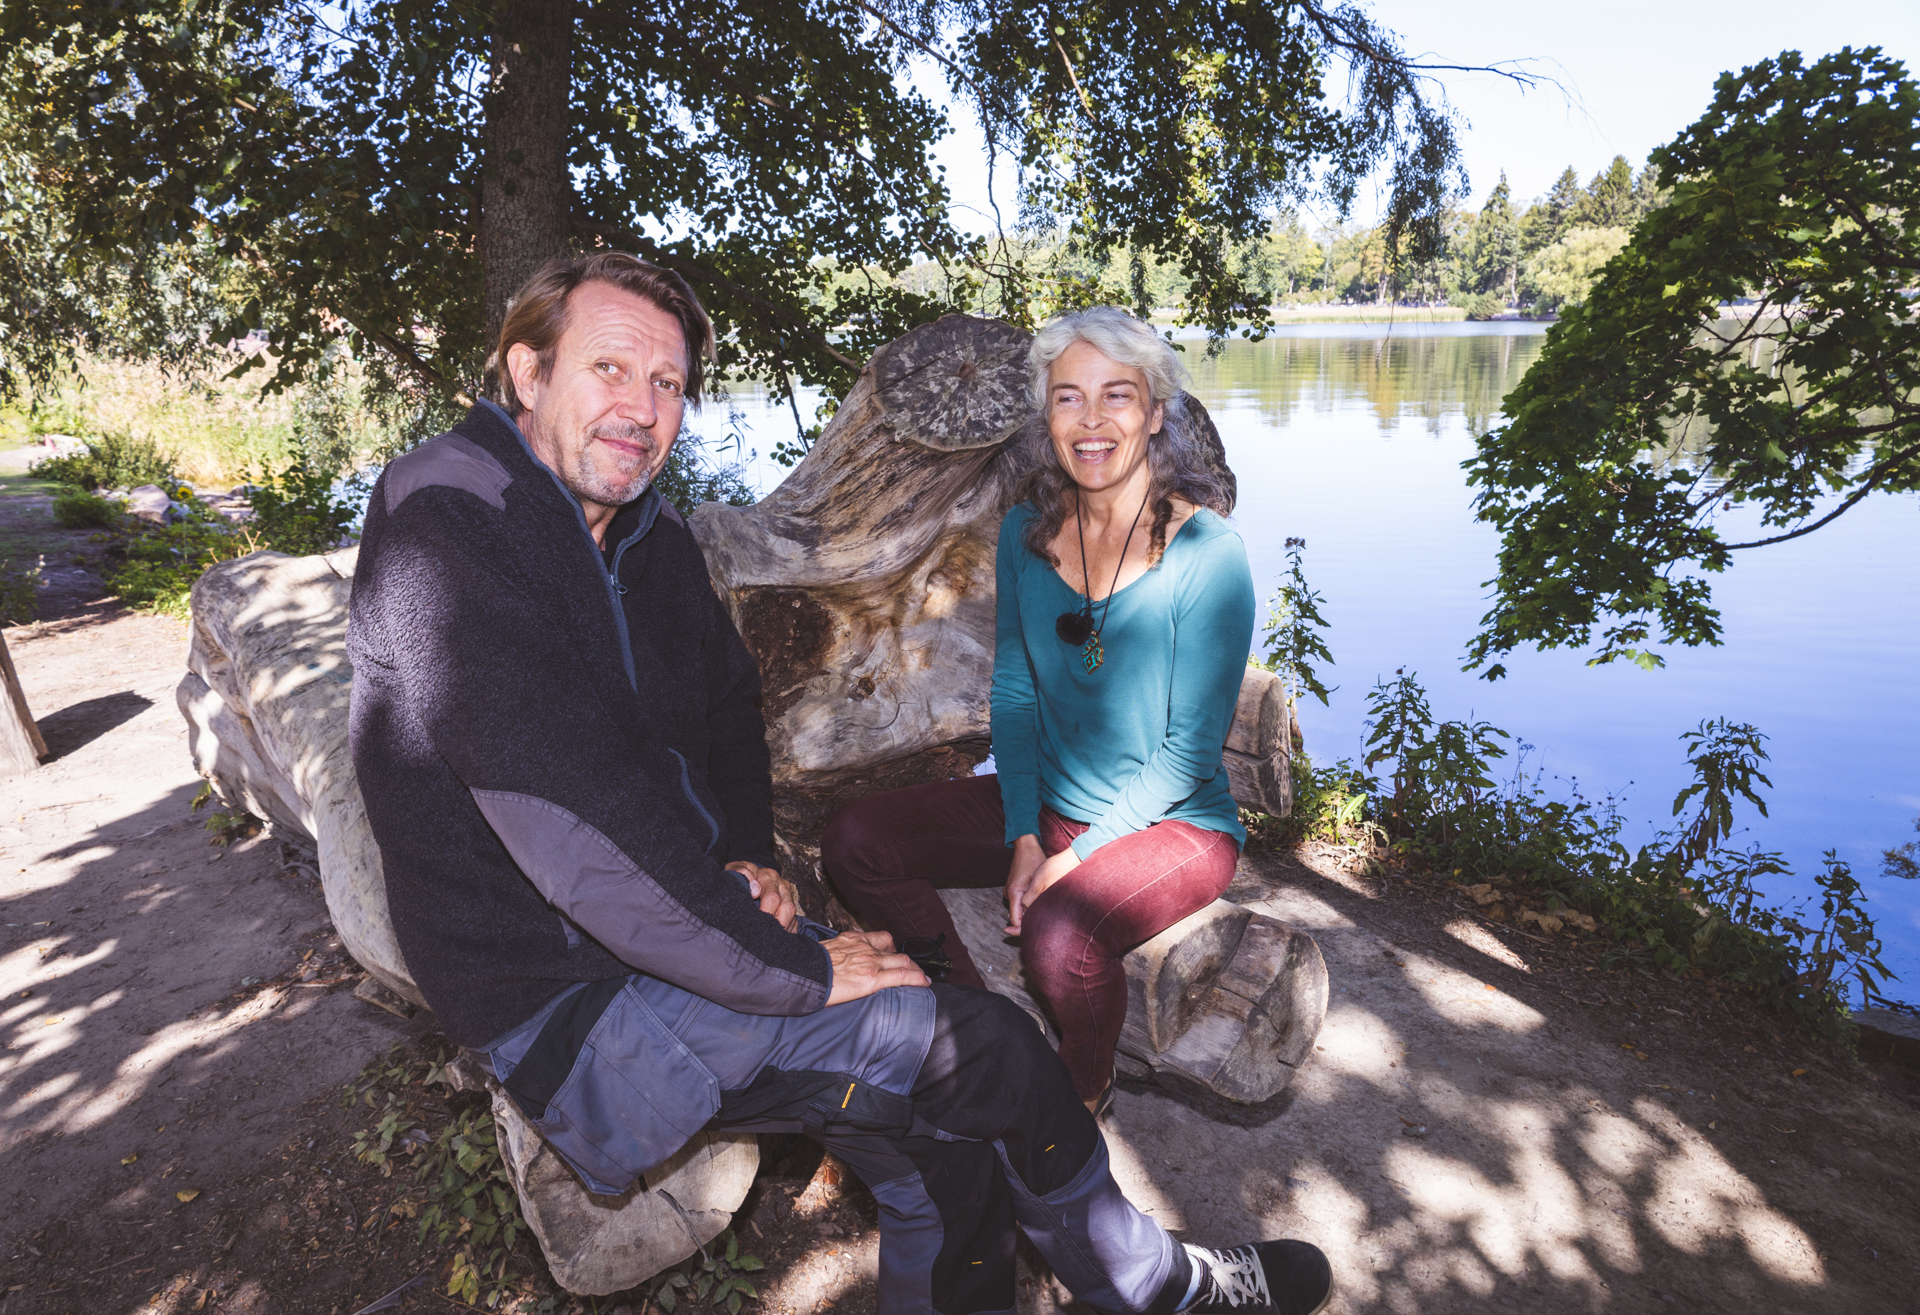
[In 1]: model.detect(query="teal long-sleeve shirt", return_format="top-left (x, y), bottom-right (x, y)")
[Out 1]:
top-left (991, 503), bottom-right (1257, 860)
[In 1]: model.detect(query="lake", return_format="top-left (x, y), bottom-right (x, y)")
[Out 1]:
top-left (688, 321), bottom-right (1920, 1005)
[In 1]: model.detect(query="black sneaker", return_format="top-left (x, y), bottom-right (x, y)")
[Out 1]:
top-left (1179, 1241), bottom-right (1332, 1315)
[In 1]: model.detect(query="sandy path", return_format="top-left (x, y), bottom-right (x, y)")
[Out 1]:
top-left (0, 608), bottom-right (420, 1254)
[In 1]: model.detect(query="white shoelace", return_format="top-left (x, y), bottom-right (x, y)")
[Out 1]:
top-left (1183, 1243), bottom-right (1271, 1309)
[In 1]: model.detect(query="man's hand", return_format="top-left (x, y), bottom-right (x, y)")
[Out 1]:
top-left (727, 861), bottom-right (800, 931)
top-left (824, 929), bottom-right (929, 1005)
top-left (1004, 839), bottom-right (1081, 935)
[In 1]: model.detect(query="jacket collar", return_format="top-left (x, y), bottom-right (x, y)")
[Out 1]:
top-left (463, 397), bottom-right (665, 551)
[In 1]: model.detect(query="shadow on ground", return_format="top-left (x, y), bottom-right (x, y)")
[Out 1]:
top-left (1073, 850), bottom-right (1920, 1314)
top-left (36, 691), bottom-right (155, 759)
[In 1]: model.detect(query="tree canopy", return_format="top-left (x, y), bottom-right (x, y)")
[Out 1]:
top-left (1464, 47), bottom-right (1920, 678)
top-left (0, 0), bottom-right (1505, 416)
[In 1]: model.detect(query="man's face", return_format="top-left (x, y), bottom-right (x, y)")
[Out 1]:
top-left (507, 281), bottom-right (689, 518)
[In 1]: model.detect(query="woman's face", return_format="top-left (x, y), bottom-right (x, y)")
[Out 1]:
top-left (1045, 339), bottom-right (1165, 496)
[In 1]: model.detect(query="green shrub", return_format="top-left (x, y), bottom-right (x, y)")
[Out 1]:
top-left (101, 506), bottom-right (243, 616)
top-left (93, 455), bottom-right (360, 616)
top-left (1358, 670), bottom-right (1895, 1033)
top-left (29, 431), bottom-right (178, 490)
top-left (247, 455), bottom-right (357, 556)
top-left (1453, 292), bottom-right (1502, 320)
top-left (52, 487), bottom-right (121, 528)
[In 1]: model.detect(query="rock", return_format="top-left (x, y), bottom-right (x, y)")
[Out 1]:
top-left (489, 1083), bottom-right (758, 1295)
top-left (938, 888), bottom-right (1327, 1105)
top-left (1854, 1007), bottom-right (1920, 1069)
top-left (126, 484), bottom-right (173, 525)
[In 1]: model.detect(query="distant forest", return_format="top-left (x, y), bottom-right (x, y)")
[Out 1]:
top-left (877, 155), bottom-right (1663, 322)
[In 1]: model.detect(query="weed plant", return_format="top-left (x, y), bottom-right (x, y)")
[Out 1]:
top-left (0, 558), bottom-right (39, 625)
top-left (51, 487), bottom-right (120, 528)
top-left (648, 1229), bottom-right (765, 1314)
top-left (347, 1045), bottom-right (530, 1309)
top-left (1356, 675), bottom-right (1899, 1032)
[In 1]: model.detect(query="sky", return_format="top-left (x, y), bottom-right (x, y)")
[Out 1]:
top-left (924, 0), bottom-right (1920, 234)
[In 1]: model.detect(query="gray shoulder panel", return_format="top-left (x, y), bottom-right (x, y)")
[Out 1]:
top-left (384, 433), bottom-right (513, 514)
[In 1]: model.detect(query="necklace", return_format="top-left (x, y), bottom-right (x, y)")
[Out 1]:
top-left (1053, 487), bottom-right (1149, 673)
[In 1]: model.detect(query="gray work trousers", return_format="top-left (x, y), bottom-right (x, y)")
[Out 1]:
top-left (487, 977), bottom-right (1188, 1315)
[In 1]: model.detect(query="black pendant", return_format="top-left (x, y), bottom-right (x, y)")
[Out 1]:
top-left (1056, 610), bottom-right (1095, 646)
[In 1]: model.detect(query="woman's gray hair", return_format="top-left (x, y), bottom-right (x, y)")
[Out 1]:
top-left (1027, 305), bottom-right (1191, 414)
top-left (1016, 306), bottom-right (1235, 569)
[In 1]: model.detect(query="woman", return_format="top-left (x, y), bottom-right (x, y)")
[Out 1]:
top-left (821, 306), bottom-right (1254, 1113)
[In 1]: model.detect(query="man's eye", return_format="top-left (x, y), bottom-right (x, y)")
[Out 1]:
top-left (656, 379), bottom-right (682, 396)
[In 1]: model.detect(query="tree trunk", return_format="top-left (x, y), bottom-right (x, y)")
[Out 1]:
top-left (480, 0), bottom-right (576, 391)
top-left (0, 631), bottom-right (47, 776)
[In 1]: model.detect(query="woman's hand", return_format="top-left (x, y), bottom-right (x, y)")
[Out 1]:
top-left (1005, 839), bottom-right (1081, 935)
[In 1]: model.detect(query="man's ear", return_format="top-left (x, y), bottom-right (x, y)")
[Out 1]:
top-left (506, 342), bottom-right (544, 414)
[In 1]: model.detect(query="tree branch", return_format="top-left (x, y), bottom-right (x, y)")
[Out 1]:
top-left (1721, 436), bottom-right (1920, 550)
top-left (570, 215), bottom-right (860, 372)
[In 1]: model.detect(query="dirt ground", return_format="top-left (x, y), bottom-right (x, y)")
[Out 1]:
top-left (2, 450), bottom-right (1918, 1315)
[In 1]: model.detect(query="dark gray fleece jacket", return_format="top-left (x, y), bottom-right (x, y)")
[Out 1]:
top-left (346, 399), bottom-right (831, 1049)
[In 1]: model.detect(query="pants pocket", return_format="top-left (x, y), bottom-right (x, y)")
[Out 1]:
top-left (532, 980), bottom-right (720, 1195)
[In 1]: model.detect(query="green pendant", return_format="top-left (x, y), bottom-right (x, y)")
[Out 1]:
top-left (1082, 632), bottom-right (1104, 673)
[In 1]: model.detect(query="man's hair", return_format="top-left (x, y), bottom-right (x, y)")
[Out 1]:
top-left (496, 252), bottom-right (717, 418)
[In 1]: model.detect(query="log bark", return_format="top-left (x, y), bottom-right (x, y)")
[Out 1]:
top-left (0, 630), bottom-right (47, 776)
top-left (937, 888), bottom-right (1327, 1106)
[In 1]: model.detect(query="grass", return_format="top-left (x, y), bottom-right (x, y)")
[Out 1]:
top-left (19, 354), bottom-right (303, 486)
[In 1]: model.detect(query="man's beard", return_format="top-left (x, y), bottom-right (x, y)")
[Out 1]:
top-left (555, 420), bottom-right (661, 508)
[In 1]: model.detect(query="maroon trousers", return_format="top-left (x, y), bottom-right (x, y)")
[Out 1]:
top-left (821, 774), bottom-right (1238, 1100)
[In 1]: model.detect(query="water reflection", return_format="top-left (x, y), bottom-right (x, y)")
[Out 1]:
top-left (1182, 327), bottom-right (1546, 438)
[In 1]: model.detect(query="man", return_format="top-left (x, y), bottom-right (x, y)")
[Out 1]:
top-left (346, 251), bottom-right (1331, 1315)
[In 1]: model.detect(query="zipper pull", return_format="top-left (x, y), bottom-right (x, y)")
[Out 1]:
top-left (611, 578), bottom-right (628, 596)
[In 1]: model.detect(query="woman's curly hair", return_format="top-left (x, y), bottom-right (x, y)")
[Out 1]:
top-left (1015, 306), bottom-right (1235, 569)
